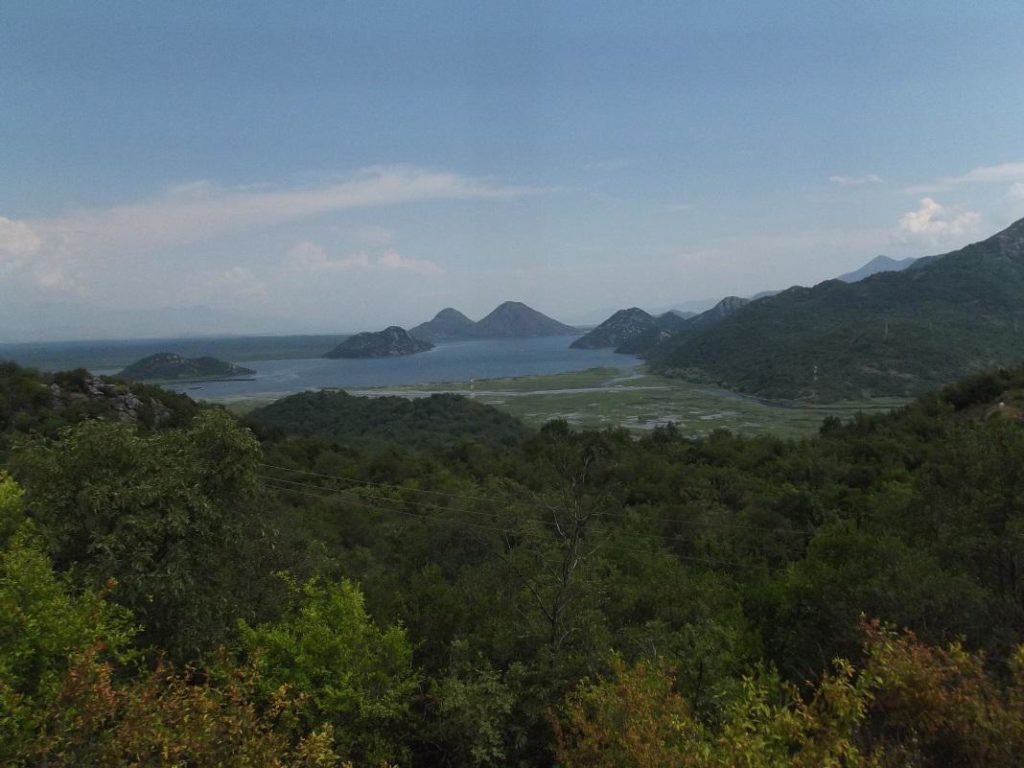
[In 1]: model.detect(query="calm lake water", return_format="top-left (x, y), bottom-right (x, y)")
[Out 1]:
top-left (159, 337), bottom-right (637, 400)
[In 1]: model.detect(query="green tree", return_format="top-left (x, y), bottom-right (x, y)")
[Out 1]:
top-left (239, 577), bottom-right (418, 766)
top-left (10, 410), bottom-right (277, 661)
top-left (0, 472), bottom-right (135, 761)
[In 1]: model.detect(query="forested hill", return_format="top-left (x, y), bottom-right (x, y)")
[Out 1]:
top-left (246, 389), bottom-right (528, 451)
top-left (0, 362), bottom-right (198, 452)
top-left (5, 358), bottom-right (1024, 764)
top-left (117, 352), bottom-right (255, 381)
top-left (649, 216), bottom-right (1024, 401)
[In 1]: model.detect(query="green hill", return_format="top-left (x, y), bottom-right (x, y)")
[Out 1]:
top-left (324, 326), bottom-right (433, 358)
top-left (569, 307), bottom-right (662, 349)
top-left (408, 308), bottom-right (477, 342)
top-left (649, 217), bottom-right (1024, 401)
top-left (246, 389), bottom-right (528, 451)
top-left (117, 353), bottom-right (255, 381)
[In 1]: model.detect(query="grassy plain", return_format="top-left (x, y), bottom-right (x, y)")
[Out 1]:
top-left (282, 366), bottom-right (908, 439)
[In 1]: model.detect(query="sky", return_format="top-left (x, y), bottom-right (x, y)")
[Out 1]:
top-left (2, 1), bottom-right (1024, 339)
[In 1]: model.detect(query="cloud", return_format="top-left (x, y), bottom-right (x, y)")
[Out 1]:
top-left (0, 216), bottom-right (42, 266)
top-left (376, 249), bottom-right (441, 274)
top-left (1008, 182), bottom-right (1024, 201)
top-left (943, 161), bottom-right (1024, 185)
top-left (31, 166), bottom-right (537, 258)
top-left (0, 216), bottom-right (85, 294)
top-left (286, 241), bottom-right (441, 276)
top-left (32, 263), bottom-right (85, 295)
top-left (286, 241), bottom-right (371, 272)
top-left (895, 197), bottom-right (980, 242)
top-left (905, 160), bottom-right (1024, 194)
top-left (829, 173), bottom-right (883, 187)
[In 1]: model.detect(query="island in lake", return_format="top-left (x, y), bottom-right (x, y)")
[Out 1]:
top-left (324, 326), bottom-right (433, 359)
top-left (117, 353), bottom-right (256, 382)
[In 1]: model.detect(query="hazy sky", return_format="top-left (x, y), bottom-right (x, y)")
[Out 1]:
top-left (2, 1), bottom-right (1024, 337)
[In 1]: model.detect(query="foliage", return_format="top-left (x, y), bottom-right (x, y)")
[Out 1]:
top-left (0, 472), bottom-right (135, 762)
top-left (8, 410), bottom-right (278, 661)
top-left (239, 577), bottom-right (418, 766)
top-left (247, 389), bottom-right (529, 453)
top-left (649, 218), bottom-right (1024, 400)
top-left (13, 646), bottom-right (340, 767)
top-left (555, 622), bottom-right (1024, 767)
top-left (5, 359), bottom-right (1024, 764)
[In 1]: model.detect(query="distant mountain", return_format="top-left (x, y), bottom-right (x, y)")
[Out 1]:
top-left (658, 310), bottom-right (694, 328)
top-left (837, 255), bottom-right (917, 283)
top-left (409, 308), bottom-right (477, 342)
top-left (117, 353), bottom-right (255, 382)
top-left (685, 296), bottom-right (750, 329)
top-left (577, 298), bottom-right (752, 356)
top-left (409, 302), bottom-right (578, 341)
top-left (665, 309), bottom-right (697, 320)
top-left (324, 327), bottom-right (433, 359)
top-left (648, 217), bottom-right (1024, 401)
top-left (473, 301), bottom-right (579, 338)
top-left (570, 308), bottom-right (661, 349)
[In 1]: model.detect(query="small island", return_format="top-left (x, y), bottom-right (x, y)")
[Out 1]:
top-left (117, 353), bottom-right (256, 382)
top-left (324, 326), bottom-right (434, 359)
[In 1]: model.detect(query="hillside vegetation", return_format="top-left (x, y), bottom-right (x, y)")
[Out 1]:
top-left (3, 359), bottom-right (1024, 764)
top-left (649, 217), bottom-right (1024, 400)
top-left (324, 326), bottom-right (433, 359)
top-left (117, 352), bottom-right (255, 381)
top-left (246, 389), bottom-right (528, 452)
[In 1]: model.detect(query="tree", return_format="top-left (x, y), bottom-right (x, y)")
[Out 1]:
top-left (0, 472), bottom-right (135, 761)
top-left (239, 577), bottom-right (418, 766)
top-left (9, 410), bottom-right (278, 661)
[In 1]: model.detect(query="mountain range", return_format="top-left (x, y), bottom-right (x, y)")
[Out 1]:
top-left (572, 295), bottom-right (752, 354)
top-left (639, 217), bottom-right (1024, 400)
top-left (410, 301), bottom-right (578, 342)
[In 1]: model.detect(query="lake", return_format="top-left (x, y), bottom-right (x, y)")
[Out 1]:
top-left (164, 337), bottom-right (638, 400)
top-left (0, 334), bottom-right (639, 401)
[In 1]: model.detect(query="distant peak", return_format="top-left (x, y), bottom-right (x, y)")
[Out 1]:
top-left (865, 255), bottom-right (896, 266)
top-left (434, 307), bottom-right (469, 318)
top-left (994, 216), bottom-right (1024, 240)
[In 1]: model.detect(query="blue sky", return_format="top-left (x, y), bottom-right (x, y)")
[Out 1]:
top-left (2, 1), bottom-right (1023, 338)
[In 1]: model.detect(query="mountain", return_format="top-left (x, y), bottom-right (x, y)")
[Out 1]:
top-left (470, 301), bottom-right (578, 338)
top-left (324, 326), bottom-right (433, 359)
top-left (409, 308), bottom-right (477, 342)
top-left (657, 310), bottom-right (693, 329)
top-left (570, 308), bottom-right (661, 349)
top-left (837, 255), bottom-right (917, 283)
top-left (685, 296), bottom-right (750, 329)
top-left (407, 302), bottom-right (578, 342)
top-left (666, 309), bottom-right (697, 320)
top-left (648, 217), bottom-right (1024, 401)
top-left (117, 353), bottom-right (255, 382)
top-left (578, 298), bottom-right (753, 356)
